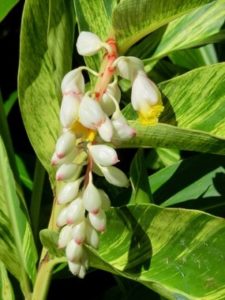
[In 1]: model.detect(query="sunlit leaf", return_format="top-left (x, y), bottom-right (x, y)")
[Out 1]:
top-left (0, 137), bottom-right (37, 294)
top-left (0, 262), bottom-right (14, 300)
top-left (112, 0), bottom-right (214, 53)
top-left (0, 0), bottom-right (19, 22)
top-left (18, 0), bottom-right (75, 184)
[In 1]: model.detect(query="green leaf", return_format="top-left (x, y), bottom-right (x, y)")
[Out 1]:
top-left (4, 91), bottom-right (18, 116)
top-left (18, 0), bottom-right (75, 184)
top-left (88, 204), bottom-right (225, 300)
top-left (129, 149), bottom-right (152, 204)
top-left (0, 0), bottom-right (19, 21)
top-left (121, 63), bottom-right (225, 154)
top-left (112, 0), bottom-right (214, 53)
top-left (40, 229), bottom-right (64, 258)
top-left (148, 1), bottom-right (225, 62)
top-left (149, 153), bottom-right (225, 210)
top-left (15, 154), bottom-right (33, 190)
top-left (169, 44), bottom-right (218, 70)
top-left (0, 137), bottom-right (37, 294)
top-left (0, 262), bottom-right (14, 300)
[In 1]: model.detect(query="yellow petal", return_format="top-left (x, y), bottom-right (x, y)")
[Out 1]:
top-left (138, 104), bottom-right (164, 125)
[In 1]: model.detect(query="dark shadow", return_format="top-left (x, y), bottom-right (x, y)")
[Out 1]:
top-left (159, 92), bottom-right (178, 126)
top-left (116, 207), bottom-right (152, 276)
top-left (152, 153), bottom-right (225, 206)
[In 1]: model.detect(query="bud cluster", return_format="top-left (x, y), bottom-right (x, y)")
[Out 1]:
top-left (51, 31), bottom-right (163, 277)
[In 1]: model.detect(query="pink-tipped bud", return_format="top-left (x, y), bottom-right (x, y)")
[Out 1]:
top-left (82, 175), bottom-right (102, 213)
top-left (116, 56), bottom-right (144, 81)
top-left (101, 83), bottom-right (121, 116)
top-left (56, 207), bottom-right (69, 227)
top-left (51, 148), bottom-right (77, 167)
top-left (79, 95), bottom-right (106, 130)
top-left (88, 144), bottom-right (119, 167)
top-left (76, 31), bottom-right (102, 56)
top-left (61, 69), bottom-right (85, 95)
top-left (88, 209), bottom-right (106, 232)
top-left (112, 112), bottom-right (136, 141)
top-left (66, 239), bottom-right (84, 262)
top-left (99, 166), bottom-right (129, 188)
top-left (86, 223), bottom-right (99, 249)
top-left (60, 94), bottom-right (80, 128)
top-left (55, 131), bottom-right (76, 158)
top-left (66, 197), bottom-right (85, 225)
top-left (71, 221), bottom-right (86, 244)
top-left (56, 163), bottom-right (81, 181)
top-left (57, 177), bottom-right (83, 204)
top-left (97, 116), bottom-right (113, 142)
top-left (58, 225), bottom-right (73, 248)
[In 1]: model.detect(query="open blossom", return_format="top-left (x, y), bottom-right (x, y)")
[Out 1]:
top-left (131, 70), bottom-right (164, 124)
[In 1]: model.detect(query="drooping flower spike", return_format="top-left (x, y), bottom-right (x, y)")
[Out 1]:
top-left (52, 30), bottom-right (163, 278)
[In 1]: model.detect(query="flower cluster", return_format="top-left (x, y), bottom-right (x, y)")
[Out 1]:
top-left (51, 31), bottom-right (163, 278)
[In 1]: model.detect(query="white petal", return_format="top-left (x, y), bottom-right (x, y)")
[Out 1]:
top-left (57, 177), bottom-right (83, 204)
top-left (89, 144), bottom-right (119, 167)
top-left (56, 163), bottom-right (81, 181)
top-left (82, 180), bottom-right (102, 214)
top-left (112, 114), bottom-right (136, 141)
top-left (88, 209), bottom-right (106, 232)
top-left (55, 131), bottom-right (76, 158)
top-left (56, 207), bottom-right (69, 227)
top-left (66, 240), bottom-right (84, 262)
top-left (60, 95), bottom-right (80, 128)
top-left (101, 83), bottom-right (121, 116)
top-left (51, 149), bottom-right (77, 167)
top-left (71, 221), bottom-right (86, 244)
top-left (79, 95), bottom-right (106, 129)
top-left (97, 116), bottom-right (113, 142)
top-left (78, 265), bottom-right (86, 279)
top-left (61, 69), bottom-right (85, 94)
top-left (99, 166), bottom-right (129, 187)
top-left (116, 56), bottom-right (144, 81)
top-left (131, 70), bottom-right (161, 111)
top-left (68, 261), bottom-right (81, 275)
top-left (99, 189), bottom-right (111, 211)
top-left (66, 197), bottom-right (85, 225)
top-left (58, 225), bottom-right (73, 248)
top-left (86, 224), bottom-right (99, 249)
top-left (76, 31), bottom-right (102, 56)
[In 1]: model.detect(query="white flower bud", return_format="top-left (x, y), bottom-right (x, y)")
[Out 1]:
top-left (56, 163), bottom-right (81, 181)
top-left (71, 221), bottom-right (86, 245)
top-left (112, 112), bottom-right (136, 141)
top-left (56, 207), bottom-right (69, 227)
top-left (58, 225), bottom-right (73, 248)
top-left (99, 166), bottom-right (129, 187)
top-left (79, 95), bottom-right (106, 130)
top-left (51, 148), bottom-right (77, 167)
top-left (86, 224), bottom-right (99, 249)
top-left (88, 144), bottom-right (119, 167)
top-left (101, 83), bottom-right (121, 116)
top-left (66, 239), bottom-right (84, 262)
top-left (55, 131), bottom-right (76, 159)
top-left (99, 189), bottom-right (111, 211)
top-left (88, 209), bottom-right (106, 232)
top-left (57, 177), bottom-right (83, 204)
top-left (131, 71), bottom-right (163, 124)
top-left (97, 116), bottom-right (113, 142)
top-left (60, 94), bottom-right (80, 128)
top-left (68, 261), bottom-right (81, 276)
top-left (82, 176), bottom-right (102, 214)
top-left (116, 56), bottom-right (144, 81)
top-left (78, 265), bottom-right (86, 279)
top-left (61, 69), bottom-right (85, 95)
top-left (66, 197), bottom-right (85, 225)
top-left (76, 31), bottom-right (103, 56)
